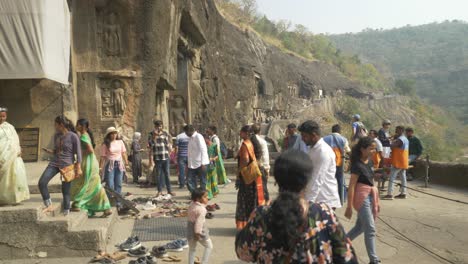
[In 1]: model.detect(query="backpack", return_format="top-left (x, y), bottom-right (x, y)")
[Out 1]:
top-left (213, 135), bottom-right (229, 158)
top-left (220, 142), bottom-right (228, 159)
top-left (356, 122), bottom-right (368, 138)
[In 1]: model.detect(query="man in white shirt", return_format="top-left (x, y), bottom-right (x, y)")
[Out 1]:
top-left (298, 120), bottom-right (341, 209)
top-left (251, 124), bottom-right (271, 203)
top-left (185, 125), bottom-right (210, 193)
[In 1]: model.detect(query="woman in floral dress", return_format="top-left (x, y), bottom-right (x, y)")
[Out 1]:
top-left (235, 150), bottom-right (358, 264)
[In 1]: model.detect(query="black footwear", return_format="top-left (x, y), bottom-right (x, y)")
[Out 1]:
top-left (143, 256), bottom-right (157, 264)
top-left (119, 236), bottom-right (142, 251)
top-left (395, 193), bottom-right (407, 199)
top-left (128, 246), bottom-right (149, 257)
top-left (152, 246), bottom-right (168, 258)
top-left (206, 212), bottom-right (214, 219)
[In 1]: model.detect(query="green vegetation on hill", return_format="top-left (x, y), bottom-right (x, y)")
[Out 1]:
top-left (215, 1), bottom-right (468, 162)
top-left (215, 0), bottom-right (390, 92)
top-left (330, 21), bottom-right (468, 124)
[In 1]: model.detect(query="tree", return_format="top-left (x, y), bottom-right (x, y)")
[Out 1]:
top-left (395, 79), bottom-right (416, 96)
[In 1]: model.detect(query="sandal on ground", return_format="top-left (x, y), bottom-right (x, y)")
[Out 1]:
top-left (213, 203), bottom-right (221, 210)
top-left (101, 209), bottom-right (113, 218)
top-left (161, 255), bottom-right (181, 262)
top-left (109, 251), bottom-right (127, 261)
top-left (42, 204), bottom-right (58, 213)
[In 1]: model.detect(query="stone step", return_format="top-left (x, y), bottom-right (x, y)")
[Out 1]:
top-left (0, 193), bottom-right (117, 260)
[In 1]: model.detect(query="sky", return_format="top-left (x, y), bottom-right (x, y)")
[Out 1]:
top-left (256, 0), bottom-right (468, 34)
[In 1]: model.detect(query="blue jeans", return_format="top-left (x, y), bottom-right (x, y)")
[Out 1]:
top-left (105, 161), bottom-right (124, 206)
top-left (347, 195), bottom-right (379, 263)
top-left (388, 167), bottom-right (407, 195)
top-left (409, 154), bottom-right (418, 164)
top-left (156, 159), bottom-right (171, 193)
top-left (38, 165), bottom-right (71, 210)
top-left (187, 166), bottom-right (207, 193)
top-left (178, 156), bottom-right (188, 188)
top-left (335, 166), bottom-right (346, 206)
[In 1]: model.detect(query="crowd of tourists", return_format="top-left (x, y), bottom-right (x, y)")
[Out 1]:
top-left (0, 104), bottom-right (426, 263)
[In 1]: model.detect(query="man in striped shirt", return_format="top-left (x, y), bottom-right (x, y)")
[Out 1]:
top-left (148, 120), bottom-right (174, 196)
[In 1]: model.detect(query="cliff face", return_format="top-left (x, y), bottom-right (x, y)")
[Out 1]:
top-left (183, 0), bottom-right (367, 146)
top-left (0, 0), bottom-right (423, 155)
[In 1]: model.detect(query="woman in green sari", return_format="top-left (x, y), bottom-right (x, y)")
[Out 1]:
top-left (71, 119), bottom-right (112, 217)
top-left (204, 134), bottom-right (219, 200)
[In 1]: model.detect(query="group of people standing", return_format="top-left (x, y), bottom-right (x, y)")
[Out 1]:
top-left (235, 117), bottom-right (424, 264)
top-left (39, 117), bottom-right (126, 216)
top-left (141, 120), bottom-right (228, 200)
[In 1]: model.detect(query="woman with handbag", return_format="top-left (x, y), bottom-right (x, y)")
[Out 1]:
top-left (70, 119), bottom-right (112, 217)
top-left (203, 134), bottom-right (219, 200)
top-left (39, 116), bottom-right (82, 216)
top-left (235, 125), bottom-right (264, 230)
top-left (99, 127), bottom-right (128, 209)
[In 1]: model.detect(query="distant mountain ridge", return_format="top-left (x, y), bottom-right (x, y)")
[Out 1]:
top-left (330, 20), bottom-right (468, 123)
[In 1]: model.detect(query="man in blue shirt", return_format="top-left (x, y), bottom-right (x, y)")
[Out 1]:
top-left (175, 125), bottom-right (190, 189)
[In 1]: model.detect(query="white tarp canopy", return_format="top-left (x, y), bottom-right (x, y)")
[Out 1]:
top-left (0, 0), bottom-right (70, 84)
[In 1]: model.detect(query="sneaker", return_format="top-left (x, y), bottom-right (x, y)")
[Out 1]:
top-left (395, 193), bottom-right (407, 199)
top-left (115, 236), bottom-right (135, 247)
top-left (175, 238), bottom-right (188, 249)
top-left (382, 195), bottom-right (394, 200)
top-left (163, 241), bottom-right (184, 252)
top-left (152, 246), bottom-right (168, 258)
top-left (143, 255), bottom-right (157, 264)
top-left (163, 194), bottom-right (172, 200)
top-left (154, 195), bottom-right (165, 202)
top-left (128, 246), bottom-right (150, 257)
top-left (119, 236), bottom-right (141, 251)
top-left (143, 201), bottom-right (157, 211)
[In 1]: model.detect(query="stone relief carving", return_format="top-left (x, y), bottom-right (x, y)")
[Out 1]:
top-left (112, 79), bottom-right (126, 116)
top-left (103, 12), bottom-right (121, 56)
top-left (169, 95), bottom-right (187, 135)
top-left (100, 79), bottom-right (127, 119)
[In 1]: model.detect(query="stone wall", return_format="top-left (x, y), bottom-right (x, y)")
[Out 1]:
top-left (413, 160), bottom-right (468, 189)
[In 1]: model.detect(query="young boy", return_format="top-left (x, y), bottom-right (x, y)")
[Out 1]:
top-left (187, 188), bottom-right (213, 264)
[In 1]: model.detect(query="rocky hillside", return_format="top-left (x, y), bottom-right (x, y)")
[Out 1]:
top-left (330, 21), bottom-right (468, 124)
top-left (179, 0), bottom-right (464, 161)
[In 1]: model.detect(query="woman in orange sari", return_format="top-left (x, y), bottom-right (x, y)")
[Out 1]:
top-left (235, 125), bottom-right (265, 230)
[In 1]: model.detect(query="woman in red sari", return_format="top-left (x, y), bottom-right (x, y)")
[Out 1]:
top-left (235, 125), bottom-right (265, 230)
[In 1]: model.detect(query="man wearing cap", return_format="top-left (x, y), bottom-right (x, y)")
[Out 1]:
top-left (148, 120), bottom-right (174, 197)
top-left (351, 114), bottom-right (366, 143)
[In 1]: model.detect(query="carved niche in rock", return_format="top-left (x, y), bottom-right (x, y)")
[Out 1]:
top-left (169, 95), bottom-right (187, 135)
top-left (99, 78), bottom-right (128, 119)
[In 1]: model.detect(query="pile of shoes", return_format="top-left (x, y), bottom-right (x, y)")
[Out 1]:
top-left (106, 236), bottom-right (188, 263)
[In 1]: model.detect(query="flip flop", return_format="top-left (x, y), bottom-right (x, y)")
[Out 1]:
top-left (213, 203), bottom-right (221, 210)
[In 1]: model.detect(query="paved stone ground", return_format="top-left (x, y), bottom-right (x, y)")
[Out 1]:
top-left (3, 174), bottom-right (468, 264)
